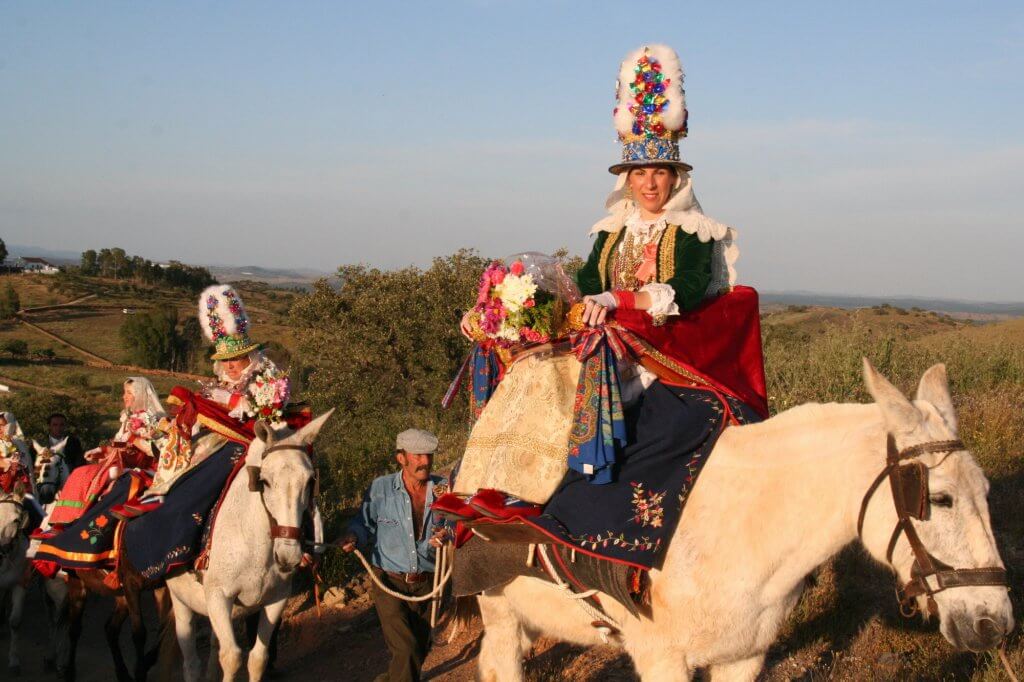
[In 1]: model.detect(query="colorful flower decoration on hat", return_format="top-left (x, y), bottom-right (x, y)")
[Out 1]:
top-left (610, 44), bottom-right (691, 173)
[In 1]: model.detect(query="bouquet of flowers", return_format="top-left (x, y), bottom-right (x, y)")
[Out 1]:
top-left (244, 366), bottom-right (291, 424)
top-left (470, 255), bottom-right (579, 348)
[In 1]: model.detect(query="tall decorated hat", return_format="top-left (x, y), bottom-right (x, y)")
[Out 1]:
top-left (609, 44), bottom-right (691, 175)
top-left (198, 285), bottom-right (261, 361)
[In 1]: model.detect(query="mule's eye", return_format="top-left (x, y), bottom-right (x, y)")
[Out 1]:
top-left (930, 493), bottom-right (954, 508)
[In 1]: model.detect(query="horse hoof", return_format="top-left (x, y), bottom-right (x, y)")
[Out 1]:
top-left (43, 657), bottom-right (56, 672)
top-left (8, 664), bottom-right (22, 676)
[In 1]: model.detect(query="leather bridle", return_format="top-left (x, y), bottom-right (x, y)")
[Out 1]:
top-left (857, 435), bottom-right (1008, 618)
top-left (246, 442), bottom-right (313, 542)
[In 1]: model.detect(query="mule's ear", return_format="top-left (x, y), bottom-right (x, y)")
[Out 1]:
top-left (862, 358), bottom-right (921, 434)
top-left (32, 440), bottom-right (43, 454)
top-left (58, 436), bottom-right (68, 450)
top-left (254, 420), bottom-right (275, 446)
top-left (296, 409), bottom-right (335, 447)
top-left (916, 363), bottom-right (958, 435)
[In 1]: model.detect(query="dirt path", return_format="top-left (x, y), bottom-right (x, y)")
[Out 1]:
top-left (3, 581), bottom-right (164, 681)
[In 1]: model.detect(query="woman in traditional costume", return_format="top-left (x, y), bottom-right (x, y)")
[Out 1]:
top-left (35, 285), bottom-right (298, 581)
top-left (445, 45), bottom-right (768, 576)
top-left (46, 377), bottom-right (168, 529)
top-left (0, 413), bottom-right (33, 494)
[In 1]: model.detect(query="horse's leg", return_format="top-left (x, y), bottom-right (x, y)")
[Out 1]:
top-left (150, 587), bottom-right (180, 682)
top-left (205, 626), bottom-right (220, 682)
top-left (245, 603), bottom-right (282, 682)
top-left (707, 655), bottom-right (764, 682)
top-left (7, 583), bottom-right (26, 675)
top-left (104, 598), bottom-right (132, 682)
top-left (124, 582), bottom-right (149, 682)
top-left (628, 646), bottom-right (693, 682)
top-left (44, 576), bottom-right (70, 677)
top-left (170, 592), bottom-right (202, 682)
top-left (247, 600), bottom-right (285, 682)
top-left (206, 591), bottom-right (242, 682)
top-left (476, 591), bottom-right (526, 682)
top-left (65, 576), bottom-right (87, 682)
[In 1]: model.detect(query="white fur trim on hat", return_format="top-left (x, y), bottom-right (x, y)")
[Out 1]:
top-left (613, 44), bottom-right (687, 139)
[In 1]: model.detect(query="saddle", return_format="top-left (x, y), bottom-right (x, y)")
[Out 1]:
top-left (452, 519), bottom-right (642, 618)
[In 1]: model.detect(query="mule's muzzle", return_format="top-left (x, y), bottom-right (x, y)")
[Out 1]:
top-left (273, 539), bottom-right (303, 573)
top-left (944, 610), bottom-right (1013, 652)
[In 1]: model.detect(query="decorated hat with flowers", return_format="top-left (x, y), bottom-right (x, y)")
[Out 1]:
top-left (609, 44), bottom-right (691, 175)
top-left (198, 285), bottom-right (261, 361)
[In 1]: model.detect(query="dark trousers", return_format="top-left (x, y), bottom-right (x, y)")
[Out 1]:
top-left (371, 567), bottom-right (434, 682)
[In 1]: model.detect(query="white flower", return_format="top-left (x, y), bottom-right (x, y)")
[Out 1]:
top-left (494, 273), bottom-right (537, 314)
top-left (496, 323), bottom-right (521, 342)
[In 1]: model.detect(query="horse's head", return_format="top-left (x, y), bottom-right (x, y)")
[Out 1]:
top-left (33, 438), bottom-right (68, 505)
top-left (246, 410), bottom-right (333, 573)
top-left (0, 483), bottom-right (29, 554)
top-left (860, 359), bottom-right (1013, 651)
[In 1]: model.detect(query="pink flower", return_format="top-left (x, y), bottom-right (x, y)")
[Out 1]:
top-left (523, 299), bottom-right (535, 308)
top-left (510, 261), bottom-right (525, 276)
top-left (490, 270), bottom-right (505, 286)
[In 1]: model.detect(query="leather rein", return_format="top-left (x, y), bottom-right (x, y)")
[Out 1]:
top-left (246, 443), bottom-right (314, 542)
top-left (857, 435), bottom-right (1007, 617)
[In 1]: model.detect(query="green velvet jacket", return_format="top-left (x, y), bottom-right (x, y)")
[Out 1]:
top-left (576, 226), bottom-right (713, 311)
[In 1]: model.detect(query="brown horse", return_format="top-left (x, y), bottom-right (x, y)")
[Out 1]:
top-left (59, 547), bottom-right (177, 682)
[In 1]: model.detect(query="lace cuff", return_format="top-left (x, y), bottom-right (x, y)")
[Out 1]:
top-left (640, 283), bottom-right (680, 324)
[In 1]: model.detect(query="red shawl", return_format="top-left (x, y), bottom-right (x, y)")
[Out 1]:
top-left (610, 285), bottom-right (769, 418)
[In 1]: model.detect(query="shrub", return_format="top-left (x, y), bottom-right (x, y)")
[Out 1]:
top-left (0, 392), bottom-right (104, 445)
top-left (63, 372), bottom-right (90, 388)
top-left (2, 339), bottom-right (29, 357)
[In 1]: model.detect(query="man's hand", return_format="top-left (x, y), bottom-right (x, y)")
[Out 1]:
top-left (337, 532), bottom-right (358, 553)
top-left (429, 527), bottom-right (451, 548)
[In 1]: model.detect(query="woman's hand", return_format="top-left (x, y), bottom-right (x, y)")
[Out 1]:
top-left (459, 310), bottom-right (475, 340)
top-left (582, 292), bottom-right (617, 327)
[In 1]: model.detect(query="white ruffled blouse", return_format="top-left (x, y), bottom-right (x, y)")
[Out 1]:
top-left (619, 209), bottom-right (682, 320)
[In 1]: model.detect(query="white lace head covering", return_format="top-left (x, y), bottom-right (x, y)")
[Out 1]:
top-left (590, 169), bottom-right (738, 294)
top-left (123, 377), bottom-right (167, 419)
top-left (0, 412), bottom-right (26, 441)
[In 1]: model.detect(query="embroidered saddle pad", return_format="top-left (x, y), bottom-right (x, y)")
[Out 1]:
top-left (452, 532), bottom-right (639, 617)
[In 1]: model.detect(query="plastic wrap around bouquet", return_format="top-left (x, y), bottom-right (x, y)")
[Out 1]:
top-left (446, 254), bottom-right (625, 508)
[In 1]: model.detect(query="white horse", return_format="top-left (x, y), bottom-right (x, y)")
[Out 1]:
top-left (32, 437), bottom-right (70, 506)
top-left (0, 485), bottom-right (31, 675)
top-left (474, 361), bottom-right (1014, 681)
top-left (167, 410), bottom-right (332, 682)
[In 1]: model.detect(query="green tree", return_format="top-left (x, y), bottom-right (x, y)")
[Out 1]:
top-left (290, 249), bottom-right (486, 506)
top-left (0, 238), bottom-right (7, 265)
top-left (0, 284), bottom-right (20, 319)
top-left (110, 247), bottom-right (128, 279)
top-left (120, 309), bottom-right (199, 371)
top-left (80, 249), bottom-right (99, 275)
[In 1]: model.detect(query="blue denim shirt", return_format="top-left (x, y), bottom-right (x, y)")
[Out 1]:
top-left (348, 472), bottom-right (447, 574)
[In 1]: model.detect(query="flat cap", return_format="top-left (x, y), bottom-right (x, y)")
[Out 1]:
top-left (396, 428), bottom-right (438, 454)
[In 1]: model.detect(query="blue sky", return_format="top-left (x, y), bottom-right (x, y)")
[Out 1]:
top-left (1, 1), bottom-right (1022, 300)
